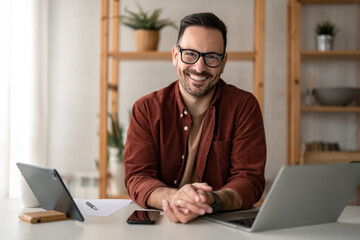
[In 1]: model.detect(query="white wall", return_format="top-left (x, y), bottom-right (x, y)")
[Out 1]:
top-left (49, 0), bottom-right (100, 173)
top-left (47, 0), bottom-right (358, 191)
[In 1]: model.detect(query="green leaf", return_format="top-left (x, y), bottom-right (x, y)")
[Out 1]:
top-left (117, 2), bottom-right (177, 30)
top-left (315, 20), bottom-right (338, 36)
top-left (107, 113), bottom-right (125, 163)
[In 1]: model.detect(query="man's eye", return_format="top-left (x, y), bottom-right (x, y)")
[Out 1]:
top-left (207, 54), bottom-right (220, 60)
top-left (184, 51), bottom-right (197, 57)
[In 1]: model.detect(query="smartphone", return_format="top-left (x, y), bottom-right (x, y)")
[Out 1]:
top-left (126, 210), bottom-right (161, 224)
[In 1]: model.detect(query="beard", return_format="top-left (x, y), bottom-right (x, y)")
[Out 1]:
top-left (178, 68), bottom-right (220, 98)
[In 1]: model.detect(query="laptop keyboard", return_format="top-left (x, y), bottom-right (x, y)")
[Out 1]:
top-left (228, 218), bottom-right (256, 228)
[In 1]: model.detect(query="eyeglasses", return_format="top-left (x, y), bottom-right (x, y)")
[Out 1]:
top-left (177, 45), bottom-right (225, 68)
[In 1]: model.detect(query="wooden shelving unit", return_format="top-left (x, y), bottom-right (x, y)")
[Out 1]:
top-left (287, 0), bottom-right (360, 165)
top-left (99, 0), bottom-right (265, 199)
top-left (288, 0), bottom-right (360, 205)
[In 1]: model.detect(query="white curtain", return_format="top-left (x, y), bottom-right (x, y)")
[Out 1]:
top-left (0, 0), bottom-right (49, 199)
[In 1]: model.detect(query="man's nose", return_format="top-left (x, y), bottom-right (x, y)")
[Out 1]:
top-left (192, 56), bottom-right (208, 73)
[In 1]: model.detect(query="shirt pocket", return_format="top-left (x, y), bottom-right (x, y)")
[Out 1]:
top-left (209, 140), bottom-right (231, 180)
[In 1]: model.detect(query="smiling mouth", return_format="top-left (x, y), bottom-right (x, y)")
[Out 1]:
top-left (188, 73), bottom-right (208, 82)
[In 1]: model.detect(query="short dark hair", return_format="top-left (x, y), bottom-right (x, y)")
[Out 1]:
top-left (176, 12), bottom-right (228, 53)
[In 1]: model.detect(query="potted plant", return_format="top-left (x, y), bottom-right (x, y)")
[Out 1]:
top-left (107, 114), bottom-right (124, 163)
top-left (315, 20), bottom-right (338, 51)
top-left (107, 114), bottom-right (127, 196)
top-left (118, 3), bottom-right (177, 51)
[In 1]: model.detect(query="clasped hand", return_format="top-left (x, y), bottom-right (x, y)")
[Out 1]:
top-left (162, 182), bottom-right (213, 223)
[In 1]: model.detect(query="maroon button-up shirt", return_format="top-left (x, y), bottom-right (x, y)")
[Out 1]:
top-left (124, 79), bottom-right (266, 209)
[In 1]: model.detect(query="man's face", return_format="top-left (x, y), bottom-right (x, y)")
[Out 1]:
top-left (172, 26), bottom-right (227, 98)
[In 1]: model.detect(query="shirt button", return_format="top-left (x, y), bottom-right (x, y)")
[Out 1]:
top-left (180, 113), bottom-right (183, 118)
top-left (184, 126), bottom-right (188, 131)
top-left (174, 180), bottom-right (177, 184)
top-left (181, 155), bottom-right (184, 160)
top-left (184, 110), bottom-right (187, 115)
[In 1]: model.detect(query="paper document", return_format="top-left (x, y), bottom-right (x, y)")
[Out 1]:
top-left (74, 198), bottom-right (132, 217)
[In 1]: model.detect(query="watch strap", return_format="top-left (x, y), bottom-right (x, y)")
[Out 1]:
top-left (210, 191), bottom-right (222, 214)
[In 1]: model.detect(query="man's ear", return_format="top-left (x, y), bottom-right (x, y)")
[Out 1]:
top-left (171, 45), bottom-right (178, 67)
top-left (220, 53), bottom-right (228, 73)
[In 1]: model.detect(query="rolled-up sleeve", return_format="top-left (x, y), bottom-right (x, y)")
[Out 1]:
top-left (124, 100), bottom-right (166, 208)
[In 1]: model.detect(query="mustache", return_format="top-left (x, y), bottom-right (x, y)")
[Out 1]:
top-left (185, 69), bottom-right (213, 78)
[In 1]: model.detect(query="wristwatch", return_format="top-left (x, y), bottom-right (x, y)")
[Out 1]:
top-left (210, 191), bottom-right (222, 214)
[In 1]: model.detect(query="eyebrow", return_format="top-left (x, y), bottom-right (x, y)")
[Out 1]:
top-left (178, 45), bottom-right (224, 55)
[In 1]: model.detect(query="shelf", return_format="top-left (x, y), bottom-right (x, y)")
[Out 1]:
top-left (301, 106), bottom-right (360, 112)
top-left (108, 51), bottom-right (256, 61)
top-left (227, 52), bottom-right (256, 60)
top-left (302, 151), bottom-right (360, 165)
top-left (109, 51), bottom-right (171, 60)
top-left (299, 0), bottom-right (358, 4)
top-left (301, 50), bottom-right (360, 60)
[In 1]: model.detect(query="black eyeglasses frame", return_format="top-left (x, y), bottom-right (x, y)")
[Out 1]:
top-left (176, 45), bottom-right (225, 68)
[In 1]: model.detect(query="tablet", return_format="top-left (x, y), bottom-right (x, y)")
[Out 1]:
top-left (17, 162), bottom-right (84, 222)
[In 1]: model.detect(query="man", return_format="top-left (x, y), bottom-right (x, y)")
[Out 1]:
top-left (124, 12), bottom-right (266, 224)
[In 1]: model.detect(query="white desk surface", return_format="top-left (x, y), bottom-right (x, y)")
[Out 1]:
top-left (2, 198), bottom-right (360, 240)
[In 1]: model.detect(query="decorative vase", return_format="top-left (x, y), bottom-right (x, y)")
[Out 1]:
top-left (108, 147), bottom-right (127, 196)
top-left (316, 35), bottom-right (334, 51)
top-left (134, 29), bottom-right (159, 51)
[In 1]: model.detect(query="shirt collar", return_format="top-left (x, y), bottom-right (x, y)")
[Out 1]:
top-left (175, 82), bottom-right (187, 114)
top-left (175, 79), bottom-right (223, 114)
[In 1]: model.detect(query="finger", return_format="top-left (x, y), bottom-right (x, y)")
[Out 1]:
top-left (176, 200), bottom-right (190, 214)
top-left (192, 183), bottom-right (212, 202)
top-left (180, 208), bottom-right (189, 215)
top-left (194, 189), bottom-right (213, 214)
top-left (180, 184), bottom-right (203, 203)
top-left (196, 189), bottom-right (207, 203)
top-left (177, 198), bottom-right (210, 215)
top-left (196, 190), bottom-right (210, 203)
top-left (162, 200), bottom-right (180, 223)
top-left (172, 185), bottom-right (198, 204)
top-left (171, 203), bottom-right (198, 224)
top-left (192, 182), bottom-right (213, 192)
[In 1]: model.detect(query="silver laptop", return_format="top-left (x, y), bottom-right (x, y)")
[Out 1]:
top-left (204, 162), bottom-right (360, 232)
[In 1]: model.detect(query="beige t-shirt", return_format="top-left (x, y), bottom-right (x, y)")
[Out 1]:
top-left (179, 111), bottom-right (207, 187)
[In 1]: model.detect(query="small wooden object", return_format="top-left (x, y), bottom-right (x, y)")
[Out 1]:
top-left (19, 210), bottom-right (69, 224)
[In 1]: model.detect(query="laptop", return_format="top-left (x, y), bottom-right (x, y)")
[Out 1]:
top-left (17, 162), bottom-right (84, 222)
top-left (204, 162), bottom-right (360, 232)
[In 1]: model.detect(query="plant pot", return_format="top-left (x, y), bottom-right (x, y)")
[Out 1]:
top-left (108, 147), bottom-right (127, 196)
top-left (134, 29), bottom-right (159, 51)
top-left (316, 35), bottom-right (334, 51)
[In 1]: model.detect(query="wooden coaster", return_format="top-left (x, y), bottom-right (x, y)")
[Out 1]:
top-left (19, 210), bottom-right (70, 224)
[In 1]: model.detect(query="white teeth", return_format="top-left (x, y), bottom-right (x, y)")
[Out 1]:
top-left (189, 74), bottom-right (207, 81)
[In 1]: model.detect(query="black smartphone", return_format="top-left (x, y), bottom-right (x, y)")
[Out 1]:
top-left (126, 210), bottom-right (161, 224)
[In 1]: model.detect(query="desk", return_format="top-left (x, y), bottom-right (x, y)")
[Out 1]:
top-left (2, 199), bottom-right (360, 240)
